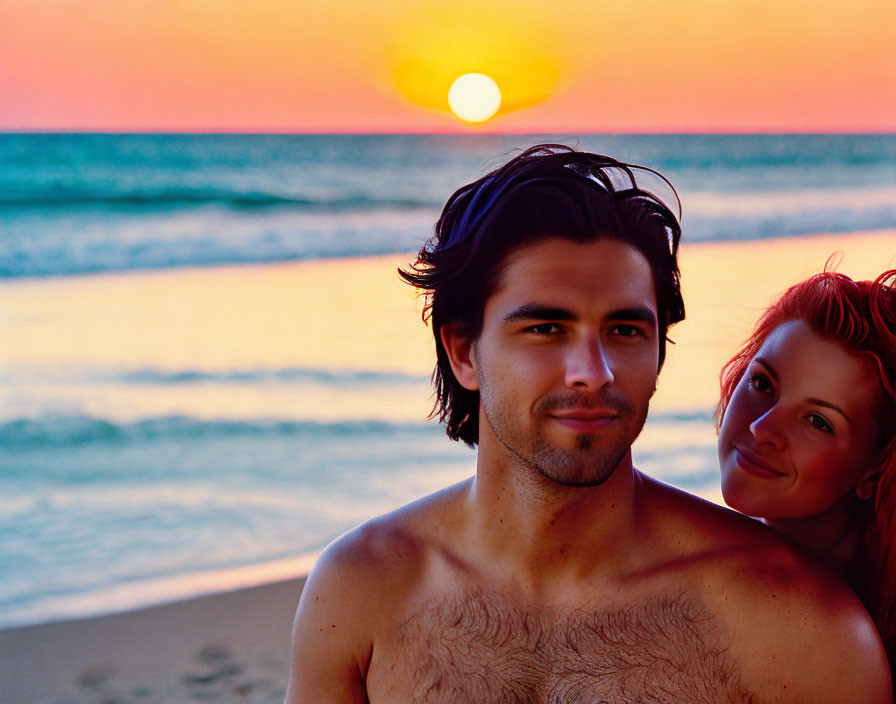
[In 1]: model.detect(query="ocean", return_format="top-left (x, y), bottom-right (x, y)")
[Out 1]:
top-left (1, 133), bottom-right (894, 628)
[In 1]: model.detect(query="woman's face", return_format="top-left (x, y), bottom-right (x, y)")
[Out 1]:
top-left (718, 319), bottom-right (882, 519)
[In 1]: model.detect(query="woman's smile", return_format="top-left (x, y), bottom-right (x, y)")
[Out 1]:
top-left (732, 446), bottom-right (787, 479)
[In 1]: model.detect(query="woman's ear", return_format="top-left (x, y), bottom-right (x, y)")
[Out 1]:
top-left (856, 471), bottom-right (879, 501)
top-left (440, 323), bottom-right (479, 391)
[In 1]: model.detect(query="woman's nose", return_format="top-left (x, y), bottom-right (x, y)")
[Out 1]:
top-left (749, 406), bottom-right (787, 449)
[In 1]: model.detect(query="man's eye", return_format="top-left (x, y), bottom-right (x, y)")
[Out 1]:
top-left (526, 323), bottom-right (560, 334)
top-left (611, 324), bottom-right (643, 337)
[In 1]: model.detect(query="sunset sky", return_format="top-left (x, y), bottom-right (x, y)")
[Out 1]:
top-left (1, 0), bottom-right (893, 132)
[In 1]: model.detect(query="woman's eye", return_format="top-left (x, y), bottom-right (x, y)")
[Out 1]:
top-left (748, 373), bottom-right (772, 393)
top-left (807, 413), bottom-right (834, 434)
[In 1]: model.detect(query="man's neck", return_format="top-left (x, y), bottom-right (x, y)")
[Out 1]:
top-left (463, 443), bottom-right (644, 593)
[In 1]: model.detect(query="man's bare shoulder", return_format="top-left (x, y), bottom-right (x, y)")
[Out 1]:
top-left (318, 477), bottom-right (470, 580)
top-left (285, 479), bottom-right (472, 702)
top-left (300, 477), bottom-right (472, 624)
top-left (708, 543), bottom-right (891, 703)
top-left (639, 475), bottom-right (892, 703)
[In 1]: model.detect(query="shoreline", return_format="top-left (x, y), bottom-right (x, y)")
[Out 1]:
top-left (0, 553), bottom-right (320, 633)
top-left (2, 227), bottom-right (894, 288)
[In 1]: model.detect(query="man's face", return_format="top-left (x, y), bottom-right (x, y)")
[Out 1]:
top-left (466, 237), bottom-right (660, 486)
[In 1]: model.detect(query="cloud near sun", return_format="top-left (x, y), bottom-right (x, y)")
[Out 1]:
top-left (387, 2), bottom-right (564, 123)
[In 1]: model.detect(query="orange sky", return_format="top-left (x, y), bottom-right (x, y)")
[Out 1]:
top-left (1, 0), bottom-right (893, 132)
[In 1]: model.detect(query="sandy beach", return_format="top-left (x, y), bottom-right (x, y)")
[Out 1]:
top-left (1, 230), bottom-right (893, 703)
top-left (0, 578), bottom-right (304, 703)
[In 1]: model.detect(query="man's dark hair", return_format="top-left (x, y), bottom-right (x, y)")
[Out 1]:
top-left (399, 144), bottom-right (685, 447)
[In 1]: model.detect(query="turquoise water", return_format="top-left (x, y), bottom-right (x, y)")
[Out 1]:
top-left (0, 134), bottom-right (893, 627)
top-left (2, 133), bottom-right (895, 278)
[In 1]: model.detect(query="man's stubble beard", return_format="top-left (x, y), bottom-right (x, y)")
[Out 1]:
top-left (479, 381), bottom-right (649, 488)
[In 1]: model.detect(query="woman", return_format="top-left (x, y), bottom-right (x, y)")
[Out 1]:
top-left (716, 267), bottom-right (895, 671)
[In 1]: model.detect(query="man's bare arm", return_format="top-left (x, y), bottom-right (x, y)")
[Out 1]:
top-left (284, 536), bottom-right (375, 704)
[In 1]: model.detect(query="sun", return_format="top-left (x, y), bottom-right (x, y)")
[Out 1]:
top-left (448, 73), bottom-right (502, 123)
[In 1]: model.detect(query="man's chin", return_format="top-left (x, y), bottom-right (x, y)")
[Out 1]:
top-left (531, 448), bottom-right (628, 488)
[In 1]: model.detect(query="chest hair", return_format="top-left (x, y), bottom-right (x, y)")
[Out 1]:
top-left (390, 589), bottom-right (758, 704)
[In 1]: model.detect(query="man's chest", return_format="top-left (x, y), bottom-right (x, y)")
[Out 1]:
top-left (367, 588), bottom-right (758, 704)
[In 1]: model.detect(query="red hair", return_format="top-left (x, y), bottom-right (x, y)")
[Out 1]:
top-left (717, 266), bottom-right (896, 658)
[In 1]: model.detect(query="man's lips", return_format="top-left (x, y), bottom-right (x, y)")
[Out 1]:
top-left (734, 446), bottom-right (787, 478)
top-left (549, 409), bottom-right (618, 432)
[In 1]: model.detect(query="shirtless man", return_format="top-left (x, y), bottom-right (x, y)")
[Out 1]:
top-left (285, 145), bottom-right (891, 702)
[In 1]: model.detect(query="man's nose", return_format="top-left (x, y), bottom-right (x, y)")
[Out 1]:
top-left (565, 337), bottom-right (614, 389)
top-left (749, 406), bottom-right (787, 449)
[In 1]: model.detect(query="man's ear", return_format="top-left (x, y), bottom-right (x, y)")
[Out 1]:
top-left (440, 323), bottom-right (480, 391)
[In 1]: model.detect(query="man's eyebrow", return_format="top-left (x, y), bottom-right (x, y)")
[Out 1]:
top-left (502, 304), bottom-right (577, 324)
top-left (606, 307), bottom-right (658, 327)
top-left (753, 357), bottom-right (853, 427)
top-left (501, 304), bottom-right (658, 327)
